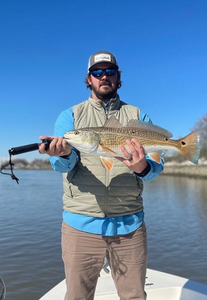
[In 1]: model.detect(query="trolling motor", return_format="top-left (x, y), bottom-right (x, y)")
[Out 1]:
top-left (0, 139), bottom-right (52, 184)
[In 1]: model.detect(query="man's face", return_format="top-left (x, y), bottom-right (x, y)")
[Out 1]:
top-left (87, 63), bottom-right (119, 102)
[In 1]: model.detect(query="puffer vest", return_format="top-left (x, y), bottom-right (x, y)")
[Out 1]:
top-left (62, 95), bottom-right (144, 217)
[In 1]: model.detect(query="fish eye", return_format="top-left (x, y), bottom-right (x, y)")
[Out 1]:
top-left (74, 131), bottom-right (79, 135)
top-left (165, 138), bottom-right (168, 141)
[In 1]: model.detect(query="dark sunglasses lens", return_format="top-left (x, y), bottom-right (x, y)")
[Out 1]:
top-left (105, 69), bottom-right (117, 76)
top-left (91, 70), bottom-right (103, 77)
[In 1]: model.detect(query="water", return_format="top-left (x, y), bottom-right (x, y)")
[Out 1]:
top-left (0, 171), bottom-right (207, 300)
top-left (144, 176), bottom-right (207, 285)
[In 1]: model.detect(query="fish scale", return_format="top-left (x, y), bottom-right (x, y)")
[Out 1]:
top-left (86, 128), bottom-right (172, 149)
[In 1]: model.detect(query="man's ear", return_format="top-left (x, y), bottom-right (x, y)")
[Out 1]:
top-left (87, 74), bottom-right (92, 85)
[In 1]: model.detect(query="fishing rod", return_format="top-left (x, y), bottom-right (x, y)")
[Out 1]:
top-left (0, 139), bottom-right (52, 184)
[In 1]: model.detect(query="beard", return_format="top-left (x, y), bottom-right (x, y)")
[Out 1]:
top-left (90, 79), bottom-right (119, 102)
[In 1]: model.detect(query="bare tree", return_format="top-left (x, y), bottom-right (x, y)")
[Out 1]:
top-left (193, 113), bottom-right (207, 157)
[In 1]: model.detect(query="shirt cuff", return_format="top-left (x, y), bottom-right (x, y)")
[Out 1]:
top-left (134, 162), bottom-right (151, 177)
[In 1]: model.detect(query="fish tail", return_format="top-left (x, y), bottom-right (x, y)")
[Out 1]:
top-left (178, 131), bottom-right (201, 164)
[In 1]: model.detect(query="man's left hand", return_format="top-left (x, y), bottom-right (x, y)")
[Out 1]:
top-left (116, 138), bottom-right (148, 173)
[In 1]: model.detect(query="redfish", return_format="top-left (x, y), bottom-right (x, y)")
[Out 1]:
top-left (64, 116), bottom-right (201, 171)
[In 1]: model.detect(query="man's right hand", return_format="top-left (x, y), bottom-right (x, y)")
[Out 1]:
top-left (39, 136), bottom-right (72, 157)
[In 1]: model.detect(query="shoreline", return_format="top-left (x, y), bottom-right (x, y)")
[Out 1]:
top-left (1, 159), bottom-right (207, 178)
top-left (162, 160), bottom-right (207, 178)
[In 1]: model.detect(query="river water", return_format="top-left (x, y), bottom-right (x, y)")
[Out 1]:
top-left (0, 170), bottom-right (207, 300)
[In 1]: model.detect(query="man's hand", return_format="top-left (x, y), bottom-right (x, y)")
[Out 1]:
top-left (39, 136), bottom-right (72, 157)
top-left (116, 138), bottom-right (148, 173)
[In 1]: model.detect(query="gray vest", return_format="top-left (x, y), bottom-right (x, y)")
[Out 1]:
top-left (62, 95), bottom-right (144, 217)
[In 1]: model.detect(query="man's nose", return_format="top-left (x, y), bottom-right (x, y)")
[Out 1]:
top-left (101, 74), bottom-right (108, 79)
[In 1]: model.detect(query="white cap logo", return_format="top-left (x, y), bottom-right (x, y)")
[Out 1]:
top-left (94, 53), bottom-right (111, 63)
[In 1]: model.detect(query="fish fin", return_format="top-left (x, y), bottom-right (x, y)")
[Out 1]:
top-left (177, 131), bottom-right (201, 164)
top-left (148, 152), bottom-right (162, 164)
top-left (101, 145), bottom-right (117, 154)
top-left (103, 116), bottom-right (122, 128)
top-left (126, 120), bottom-right (173, 138)
top-left (100, 157), bottom-right (114, 171)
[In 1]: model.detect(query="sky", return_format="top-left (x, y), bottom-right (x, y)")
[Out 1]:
top-left (0, 0), bottom-right (207, 162)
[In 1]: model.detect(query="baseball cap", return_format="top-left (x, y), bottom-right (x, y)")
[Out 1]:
top-left (88, 51), bottom-right (119, 73)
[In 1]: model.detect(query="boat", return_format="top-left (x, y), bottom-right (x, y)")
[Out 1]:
top-left (39, 267), bottom-right (207, 300)
top-left (0, 277), bottom-right (6, 300)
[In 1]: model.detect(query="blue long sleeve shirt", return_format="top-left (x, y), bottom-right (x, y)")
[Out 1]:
top-left (50, 107), bottom-right (164, 236)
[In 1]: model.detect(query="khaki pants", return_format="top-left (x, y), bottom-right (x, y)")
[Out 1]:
top-left (62, 220), bottom-right (147, 300)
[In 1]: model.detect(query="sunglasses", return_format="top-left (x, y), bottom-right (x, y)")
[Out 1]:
top-left (90, 68), bottom-right (117, 78)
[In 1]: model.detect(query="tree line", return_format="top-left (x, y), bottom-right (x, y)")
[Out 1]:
top-left (0, 158), bottom-right (52, 170)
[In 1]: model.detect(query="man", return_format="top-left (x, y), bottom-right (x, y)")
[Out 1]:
top-left (39, 51), bottom-right (164, 300)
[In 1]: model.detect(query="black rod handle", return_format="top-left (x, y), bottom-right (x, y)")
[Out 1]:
top-left (9, 139), bottom-right (52, 156)
top-left (9, 143), bottom-right (40, 155)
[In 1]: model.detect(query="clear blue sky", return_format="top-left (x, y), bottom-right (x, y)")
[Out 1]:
top-left (0, 0), bottom-right (207, 161)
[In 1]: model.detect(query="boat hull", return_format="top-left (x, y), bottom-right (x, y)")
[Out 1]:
top-left (39, 268), bottom-right (207, 300)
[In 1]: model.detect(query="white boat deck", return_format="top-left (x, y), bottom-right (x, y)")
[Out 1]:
top-left (40, 268), bottom-right (207, 300)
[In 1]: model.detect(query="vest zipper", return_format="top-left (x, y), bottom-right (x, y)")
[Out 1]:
top-left (105, 108), bottom-right (109, 120)
top-left (105, 100), bottom-right (111, 120)
top-left (104, 102), bottom-right (110, 216)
